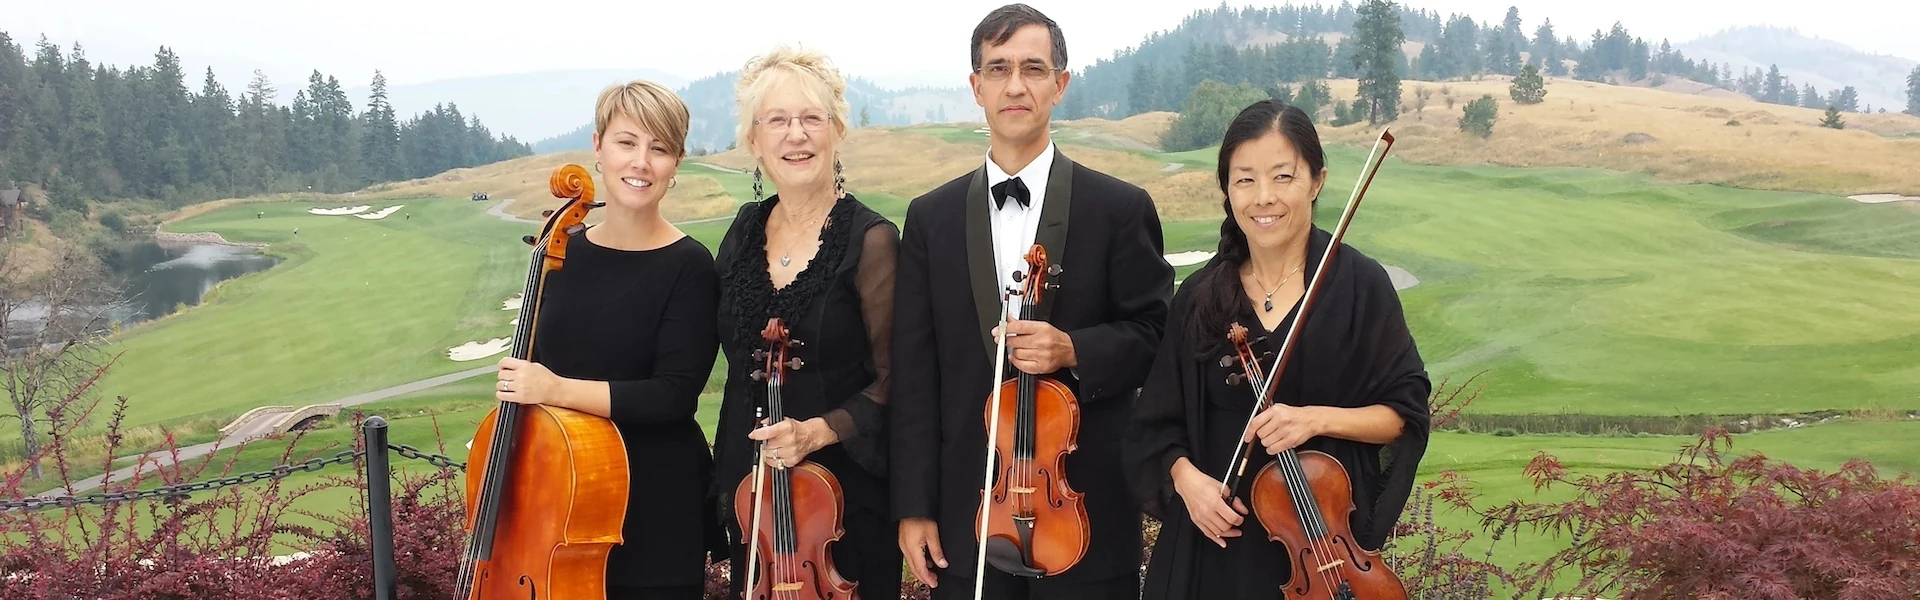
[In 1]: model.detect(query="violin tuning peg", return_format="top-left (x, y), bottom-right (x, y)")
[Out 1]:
top-left (787, 340), bottom-right (805, 348)
top-left (751, 350), bottom-right (766, 360)
top-left (1047, 264), bottom-right (1063, 276)
top-left (1218, 355), bottom-right (1238, 368)
top-left (521, 235), bottom-right (536, 246)
top-left (749, 369), bottom-right (766, 381)
top-left (785, 358), bottom-right (804, 370)
top-left (1226, 373), bottom-right (1245, 385)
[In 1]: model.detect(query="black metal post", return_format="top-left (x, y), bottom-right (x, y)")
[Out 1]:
top-left (363, 416), bottom-right (397, 600)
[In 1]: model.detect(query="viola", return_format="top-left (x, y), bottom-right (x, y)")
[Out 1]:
top-left (970, 244), bottom-right (1089, 599)
top-left (1218, 129), bottom-right (1405, 600)
top-left (456, 164), bottom-right (632, 600)
top-left (734, 317), bottom-right (858, 600)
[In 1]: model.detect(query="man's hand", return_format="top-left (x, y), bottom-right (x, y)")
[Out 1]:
top-left (898, 517), bottom-right (947, 587)
top-left (991, 319), bottom-right (1077, 374)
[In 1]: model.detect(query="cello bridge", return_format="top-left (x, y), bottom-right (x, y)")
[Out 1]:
top-left (1316, 559), bottom-right (1347, 572)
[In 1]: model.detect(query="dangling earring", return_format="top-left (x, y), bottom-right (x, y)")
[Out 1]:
top-left (752, 167), bottom-right (764, 202)
top-left (668, 177), bottom-right (677, 189)
top-left (834, 159), bottom-right (845, 197)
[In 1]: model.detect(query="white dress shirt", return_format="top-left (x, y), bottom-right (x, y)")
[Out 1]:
top-left (983, 141), bottom-right (1055, 319)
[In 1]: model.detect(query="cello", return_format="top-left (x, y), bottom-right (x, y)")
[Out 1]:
top-left (733, 317), bottom-right (859, 600)
top-left (456, 163), bottom-right (632, 600)
top-left (1217, 129), bottom-right (1405, 600)
top-left (971, 244), bottom-right (1090, 599)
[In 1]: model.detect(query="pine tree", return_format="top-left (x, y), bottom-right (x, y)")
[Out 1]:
top-left (1350, 0), bottom-right (1404, 124)
top-left (359, 70), bottom-right (401, 182)
top-left (858, 105), bottom-right (870, 127)
top-left (1802, 84), bottom-right (1822, 109)
top-left (1820, 105), bottom-right (1844, 129)
top-left (1762, 65), bottom-right (1785, 104)
top-left (1509, 63), bottom-right (1546, 104)
top-left (1459, 93), bottom-right (1498, 137)
top-left (1906, 65), bottom-right (1920, 116)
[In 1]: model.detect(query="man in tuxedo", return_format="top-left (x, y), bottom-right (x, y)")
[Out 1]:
top-left (888, 4), bottom-right (1174, 599)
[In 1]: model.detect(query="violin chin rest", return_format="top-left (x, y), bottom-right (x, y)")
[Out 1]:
top-left (984, 537), bottom-right (1045, 579)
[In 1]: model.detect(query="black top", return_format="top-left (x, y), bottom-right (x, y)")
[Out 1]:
top-left (888, 150), bottom-right (1175, 583)
top-left (529, 231), bottom-right (721, 588)
top-left (711, 195), bottom-right (898, 521)
top-left (1123, 227), bottom-right (1431, 599)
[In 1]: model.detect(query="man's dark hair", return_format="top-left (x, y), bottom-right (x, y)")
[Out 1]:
top-left (970, 3), bottom-right (1068, 71)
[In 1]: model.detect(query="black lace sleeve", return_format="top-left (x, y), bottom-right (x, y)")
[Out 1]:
top-left (821, 221), bottom-right (899, 443)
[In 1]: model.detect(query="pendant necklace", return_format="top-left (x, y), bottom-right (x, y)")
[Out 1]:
top-left (1252, 264), bottom-right (1303, 312)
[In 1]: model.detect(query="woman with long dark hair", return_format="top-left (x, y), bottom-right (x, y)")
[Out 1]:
top-left (1123, 99), bottom-right (1431, 598)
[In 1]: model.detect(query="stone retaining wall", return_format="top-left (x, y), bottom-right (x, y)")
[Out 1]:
top-left (153, 229), bottom-right (268, 248)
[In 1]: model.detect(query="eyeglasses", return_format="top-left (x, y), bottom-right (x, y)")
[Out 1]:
top-left (755, 112), bottom-right (833, 132)
top-left (976, 63), bottom-right (1061, 82)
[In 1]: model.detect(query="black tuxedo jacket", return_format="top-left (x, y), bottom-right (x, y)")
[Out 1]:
top-left (889, 147), bottom-right (1174, 583)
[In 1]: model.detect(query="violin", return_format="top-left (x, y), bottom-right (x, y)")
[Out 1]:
top-left (457, 164), bottom-right (631, 600)
top-left (971, 244), bottom-right (1089, 598)
top-left (1218, 129), bottom-right (1404, 600)
top-left (734, 317), bottom-right (858, 600)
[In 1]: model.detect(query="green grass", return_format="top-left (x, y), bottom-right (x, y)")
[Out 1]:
top-left (75, 198), bottom-right (532, 436)
top-left (1154, 144), bottom-right (1920, 417)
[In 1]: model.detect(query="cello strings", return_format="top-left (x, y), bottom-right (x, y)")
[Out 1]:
top-left (458, 233), bottom-right (551, 594)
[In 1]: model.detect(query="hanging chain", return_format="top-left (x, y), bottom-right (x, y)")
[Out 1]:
top-left (0, 443), bottom-right (466, 513)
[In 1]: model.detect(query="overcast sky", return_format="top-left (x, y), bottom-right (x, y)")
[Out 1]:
top-left (5, 0), bottom-right (1913, 93)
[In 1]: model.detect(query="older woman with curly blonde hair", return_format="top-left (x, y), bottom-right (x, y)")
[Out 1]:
top-left (708, 44), bottom-right (903, 600)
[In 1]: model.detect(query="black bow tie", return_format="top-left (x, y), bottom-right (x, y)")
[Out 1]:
top-left (991, 177), bottom-right (1031, 210)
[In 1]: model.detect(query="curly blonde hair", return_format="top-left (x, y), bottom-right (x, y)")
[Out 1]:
top-left (595, 79), bottom-right (690, 156)
top-left (734, 45), bottom-right (851, 154)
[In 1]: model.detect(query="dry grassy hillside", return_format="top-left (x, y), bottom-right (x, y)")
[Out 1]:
top-left (1311, 76), bottom-right (1920, 196)
top-left (356, 150), bottom-right (737, 223)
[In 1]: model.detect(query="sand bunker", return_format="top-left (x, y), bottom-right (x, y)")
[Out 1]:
top-left (502, 294), bottom-right (522, 311)
top-left (355, 205), bottom-right (405, 219)
top-left (1165, 251), bottom-right (1215, 267)
top-left (448, 338), bottom-right (511, 361)
top-left (1849, 194), bottom-right (1920, 204)
top-left (309, 205), bottom-right (371, 215)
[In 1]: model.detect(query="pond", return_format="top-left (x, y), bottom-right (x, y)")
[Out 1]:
top-left (108, 241), bottom-right (282, 325)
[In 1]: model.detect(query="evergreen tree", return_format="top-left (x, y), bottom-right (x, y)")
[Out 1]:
top-left (1762, 65), bottom-right (1785, 104)
top-left (1509, 63), bottom-right (1545, 104)
top-left (1831, 86), bottom-right (1859, 112)
top-left (1350, 0), bottom-right (1405, 124)
top-left (1906, 65), bottom-right (1920, 116)
top-left (1533, 19), bottom-right (1562, 75)
top-left (1802, 83), bottom-right (1822, 109)
top-left (1820, 105), bottom-right (1844, 129)
top-left (1459, 93), bottom-right (1498, 137)
top-left (359, 70), bottom-right (402, 182)
top-left (1160, 79), bottom-right (1268, 151)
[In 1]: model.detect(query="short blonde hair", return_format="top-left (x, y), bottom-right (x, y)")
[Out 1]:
top-left (595, 80), bottom-right (690, 156)
top-left (734, 45), bottom-right (851, 152)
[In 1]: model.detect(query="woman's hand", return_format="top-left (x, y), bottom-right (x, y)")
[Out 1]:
top-left (1171, 458), bottom-right (1247, 548)
top-left (1245, 403), bottom-right (1325, 456)
top-left (749, 417), bottom-right (838, 469)
top-left (496, 357), bottom-right (563, 405)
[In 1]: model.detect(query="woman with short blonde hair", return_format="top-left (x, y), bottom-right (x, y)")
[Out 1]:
top-left (710, 46), bottom-right (904, 600)
top-left (493, 78), bottom-right (723, 600)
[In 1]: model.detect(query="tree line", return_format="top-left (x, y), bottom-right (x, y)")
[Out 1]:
top-left (0, 31), bottom-right (532, 219)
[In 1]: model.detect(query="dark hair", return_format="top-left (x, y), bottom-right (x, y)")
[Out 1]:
top-left (971, 4), bottom-right (1068, 71)
top-left (1186, 98), bottom-right (1326, 357)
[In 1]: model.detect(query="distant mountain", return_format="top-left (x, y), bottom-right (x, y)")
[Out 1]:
top-left (533, 73), bottom-right (976, 154)
top-left (1679, 26), bottom-right (1916, 112)
top-left (346, 68), bottom-right (690, 143)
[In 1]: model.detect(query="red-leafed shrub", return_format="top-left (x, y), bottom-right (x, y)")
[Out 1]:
top-left (1461, 427), bottom-right (1920, 599)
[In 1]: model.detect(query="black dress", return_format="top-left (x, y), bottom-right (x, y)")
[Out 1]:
top-left (1124, 228), bottom-right (1432, 600)
top-left (526, 232), bottom-right (722, 598)
top-left (711, 194), bottom-right (904, 599)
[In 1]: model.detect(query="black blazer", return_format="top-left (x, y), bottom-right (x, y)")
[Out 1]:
top-left (889, 148), bottom-right (1174, 583)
